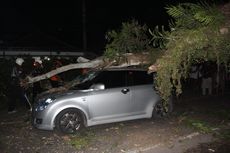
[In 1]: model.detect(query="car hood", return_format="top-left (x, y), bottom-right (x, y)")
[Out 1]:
top-left (36, 87), bottom-right (91, 102)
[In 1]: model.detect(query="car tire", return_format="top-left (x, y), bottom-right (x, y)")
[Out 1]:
top-left (56, 108), bottom-right (84, 134)
top-left (152, 96), bottom-right (173, 119)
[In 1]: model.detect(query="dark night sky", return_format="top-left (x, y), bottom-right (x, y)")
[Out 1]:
top-left (0, 0), bottom-right (222, 54)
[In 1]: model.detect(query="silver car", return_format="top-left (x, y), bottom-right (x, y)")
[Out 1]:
top-left (32, 68), bottom-right (173, 133)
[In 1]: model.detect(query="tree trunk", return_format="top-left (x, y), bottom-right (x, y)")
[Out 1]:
top-left (25, 53), bottom-right (151, 85)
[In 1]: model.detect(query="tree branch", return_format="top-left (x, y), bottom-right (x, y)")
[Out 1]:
top-left (25, 53), bottom-right (151, 85)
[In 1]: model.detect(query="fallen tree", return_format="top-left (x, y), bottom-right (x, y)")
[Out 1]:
top-left (22, 52), bottom-right (153, 96)
top-left (24, 52), bottom-right (152, 85)
top-left (24, 2), bottom-right (230, 101)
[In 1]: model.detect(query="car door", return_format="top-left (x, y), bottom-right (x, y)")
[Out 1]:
top-left (127, 71), bottom-right (158, 115)
top-left (87, 71), bottom-right (132, 121)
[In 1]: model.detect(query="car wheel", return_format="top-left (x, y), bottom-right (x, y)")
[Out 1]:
top-left (152, 97), bottom-right (173, 119)
top-left (56, 108), bottom-right (83, 134)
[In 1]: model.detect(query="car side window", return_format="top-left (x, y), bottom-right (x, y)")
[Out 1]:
top-left (128, 71), bottom-right (153, 86)
top-left (94, 71), bottom-right (127, 89)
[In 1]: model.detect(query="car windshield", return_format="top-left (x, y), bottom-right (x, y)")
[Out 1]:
top-left (66, 70), bottom-right (100, 89)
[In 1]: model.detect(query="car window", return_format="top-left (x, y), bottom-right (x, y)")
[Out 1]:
top-left (128, 71), bottom-right (153, 86)
top-left (93, 71), bottom-right (127, 89)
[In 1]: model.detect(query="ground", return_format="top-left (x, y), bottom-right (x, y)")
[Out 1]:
top-left (0, 89), bottom-right (230, 153)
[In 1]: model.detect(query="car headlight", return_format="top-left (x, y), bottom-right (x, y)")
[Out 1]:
top-left (35, 97), bottom-right (56, 111)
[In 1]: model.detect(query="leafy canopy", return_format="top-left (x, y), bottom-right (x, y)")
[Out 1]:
top-left (152, 2), bottom-right (230, 100)
top-left (102, 2), bottom-right (230, 102)
top-left (104, 19), bottom-right (150, 58)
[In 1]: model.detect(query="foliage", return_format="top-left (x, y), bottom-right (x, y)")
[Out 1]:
top-left (166, 2), bottom-right (224, 28)
top-left (149, 25), bottom-right (171, 49)
top-left (151, 2), bottom-right (229, 100)
top-left (104, 19), bottom-right (150, 58)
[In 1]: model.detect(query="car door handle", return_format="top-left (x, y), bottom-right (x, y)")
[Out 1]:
top-left (121, 88), bottom-right (130, 94)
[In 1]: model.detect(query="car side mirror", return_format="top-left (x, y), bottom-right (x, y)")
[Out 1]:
top-left (90, 83), bottom-right (105, 90)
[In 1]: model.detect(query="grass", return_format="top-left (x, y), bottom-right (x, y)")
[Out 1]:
top-left (177, 105), bottom-right (230, 134)
top-left (216, 129), bottom-right (230, 140)
top-left (69, 130), bottom-right (96, 150)
top-left (68, 123), bottom-right (125, 150)
top-left (187, 119), bottom-right (213, 133)
top-left (184, 118), bottom-right (214, 133)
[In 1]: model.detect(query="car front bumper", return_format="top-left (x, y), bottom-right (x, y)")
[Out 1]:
top-left (32, 108), bottom-right (54, 131)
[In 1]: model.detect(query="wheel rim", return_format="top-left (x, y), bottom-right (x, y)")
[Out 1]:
top-left (59, 111), bottom-right (81, 133)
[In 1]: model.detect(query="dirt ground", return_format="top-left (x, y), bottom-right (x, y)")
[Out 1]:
top-left (0, 89), bottom-right (230, 153)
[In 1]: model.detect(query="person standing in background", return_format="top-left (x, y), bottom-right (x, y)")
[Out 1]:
top-left (8, 58), bottom-right (30, 114)
top-left (201, 62), bottom-right (213, 96)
